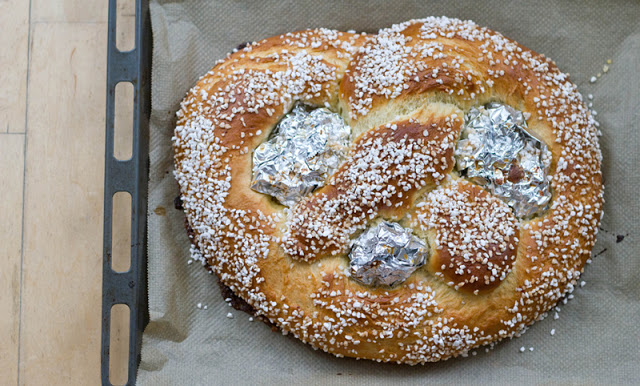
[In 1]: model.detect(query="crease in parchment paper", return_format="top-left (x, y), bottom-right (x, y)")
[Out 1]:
top-left (141, 1), bottom-right (640, 383)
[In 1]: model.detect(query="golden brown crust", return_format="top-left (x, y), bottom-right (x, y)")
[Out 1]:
top-left (173, 18), bottom-right (603, 364)
top-left (282, 106), bottom-right (461, 262)
top-left (415, 179), bottom-right (519, 293)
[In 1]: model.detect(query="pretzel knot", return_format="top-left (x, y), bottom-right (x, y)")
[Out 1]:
top-left (174, 17), bottom-right (603, 363)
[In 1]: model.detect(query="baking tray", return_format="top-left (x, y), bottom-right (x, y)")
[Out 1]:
top-left (101, 0), bottom-right (152, 385)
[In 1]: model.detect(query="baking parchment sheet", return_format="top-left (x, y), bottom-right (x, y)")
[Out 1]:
top-left (140, 1), bottom-right (640, 383)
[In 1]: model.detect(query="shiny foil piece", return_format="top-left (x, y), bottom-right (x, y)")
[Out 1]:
top-left (455, 102), bottom-right (552, 218)
top-left (349, 222), bottom-right (429, 287)
top-left (251, 104), bottom-right (351, 207)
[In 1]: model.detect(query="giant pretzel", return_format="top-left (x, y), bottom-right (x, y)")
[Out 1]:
top-left (173, 17), bottom-right (603, 363)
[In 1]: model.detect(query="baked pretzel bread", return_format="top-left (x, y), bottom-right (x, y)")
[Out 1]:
top-left (173, 17), bottom-right (603, 363)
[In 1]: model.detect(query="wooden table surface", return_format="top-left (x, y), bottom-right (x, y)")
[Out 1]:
top-left (1, 0), bottom-right (134, 384)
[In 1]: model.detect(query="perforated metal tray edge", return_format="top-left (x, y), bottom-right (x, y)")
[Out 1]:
top-left (101, 0), bottom-right (151, 385)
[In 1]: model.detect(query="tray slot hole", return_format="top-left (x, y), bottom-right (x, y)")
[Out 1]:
top-left (116, 0), bottom-right (136, 52)
top-left (109, 304), bottom-right (130, 386)
top-left (114, 82), bottom-right (134, 161)
top-left (112, 191), bottom-right (132, 273)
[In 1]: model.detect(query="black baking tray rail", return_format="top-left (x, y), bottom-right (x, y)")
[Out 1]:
top-left (101, 0), bottom-right (151, 385)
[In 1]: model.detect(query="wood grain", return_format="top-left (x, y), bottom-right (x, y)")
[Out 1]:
top-left (31, 0), bottom-right (107, 23)
top-left (0, 135), bottom-right (25, 385)
top-left (20, 22), bottom-right (106, 385)
top-left (1, 1), bottom-right (138, 384)
top-left (0, 0), bottom-right (29, 133)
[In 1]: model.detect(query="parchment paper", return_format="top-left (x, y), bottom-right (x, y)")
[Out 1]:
top-left (140, 1), bottom-right (640, 384)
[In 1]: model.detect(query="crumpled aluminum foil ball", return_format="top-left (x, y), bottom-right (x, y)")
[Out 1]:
top-left (349, 222), bottom-right (429, 287)
top-left (455, 102), bottom-right (552, 218)
top-left (251, 104), bottom-right (351, 207)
